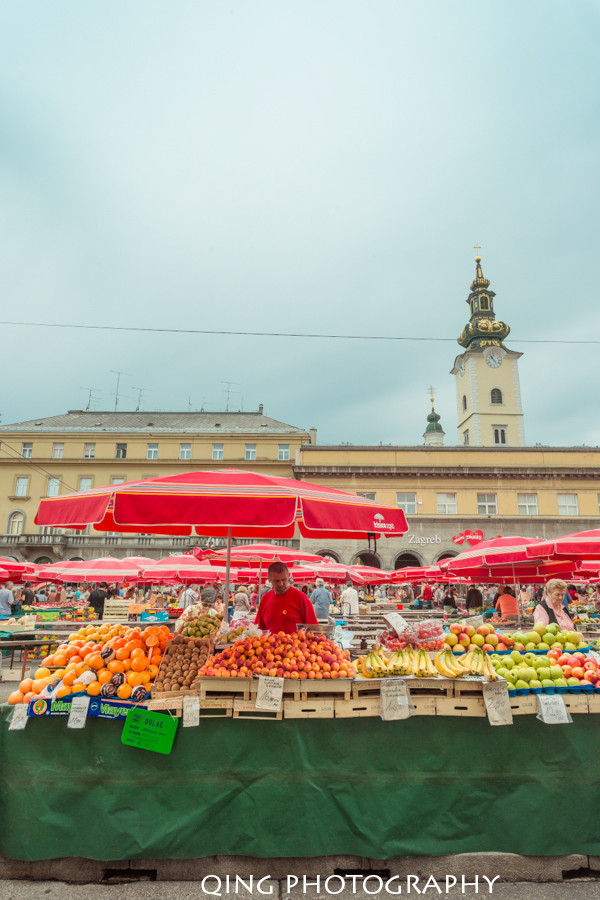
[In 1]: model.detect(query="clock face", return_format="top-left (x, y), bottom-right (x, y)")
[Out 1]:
top-left (458, 360), bottom-right (465, 376)
top-left (486, 352), bottom-right (502, 368)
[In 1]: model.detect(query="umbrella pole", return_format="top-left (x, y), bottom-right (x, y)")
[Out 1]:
top-left (224, 527), bottom-right (232, 623)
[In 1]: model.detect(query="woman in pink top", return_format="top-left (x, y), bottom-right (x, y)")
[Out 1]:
top-left (533, 578), bottom-right (574, 630)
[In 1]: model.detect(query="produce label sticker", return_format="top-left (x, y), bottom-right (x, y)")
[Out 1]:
top-left (463, 615), bottom-right (484, 629)
top-left (67, 694), bottom-right (90, 729)
top-left (8, 704), bottom-right (28, 731)
top-left (255, 676), bottom-right (284, 711)
top-left (383, 613), bottom-right (409, 636)
top-left (121, 708), bottom-right (177, 754)
top-left (380, 678), bottom-right (414, 721)
top-left (182, 695), bottom-right (200, 727)
top-left (482, 681), bottom-right (513, 726)
top-left (536, 694), bottom-right (572, 725)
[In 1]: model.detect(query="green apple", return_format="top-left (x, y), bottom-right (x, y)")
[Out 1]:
top-left (515, 679), bottom-right (530, 690)
top-left (564, 642), bottom-right (577, 652)
top-left (537, 667), bottom-right (552, 681)
top-left (524, 652), bottom-right (537, 663)
top-left (503, 657), bottom-right (515, 669)
top-left (510, 650), bottom-right (523, 662)
top-left (542, 634), bottom-right (554, 645)
top-left (505, 670), bottom-right (518, 684)
top-left (551, 642), bottom-right (564, 649)
top-left (549, 666), bottom-right (563, 679)
top-left (532, 623), bottom-right (547, 636)
top-left (496, 668), bottom-right (509, 679)
top-left (554, 633), bottom-right (566, 644)
top-left (517, 667), bottom-right (534, 682)
top-left (525, 642), bottom-right (537, 652)
top-left (553, 678), bottom-right (568, 687)
top-left (537, 642), bottom-right (550, 652)
top-left (566, 631), bottom-right (582, 644)
top-left (577, 642), bottom-right (588, 649)
top-left (527, 631), bottom-right (541, 645)
top-left (530, 679), bottom-right (542, 689)
top-left (546, 623), bottom-right (560, 635)
top-left (541, 679), bottom-right (554, 688)
top-left (567, 677), bottom-right (581, 687)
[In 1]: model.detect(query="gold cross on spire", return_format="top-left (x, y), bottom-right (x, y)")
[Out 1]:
top-left (427, 385), bottom-right (435, 407)
top-left (474, 242), bottom-right (481, 261)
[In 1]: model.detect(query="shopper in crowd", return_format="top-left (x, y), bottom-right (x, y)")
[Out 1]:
top-left (495, 586), bottom-right (518, 619)
top-left (88, 582), bottom-right (108, 619)
top-left (443, 586), bottom-right (458, 611)
top-left (255, 562), bottom-right (318, 634)
top-left (47, 584), bottom-right (59, 605)
top-left (465, 584), bottom-right (483, 612)
top-left (249, 584), bottom-right (259, 612)
top-left (0, 581), bottom-right (15, 616)
top-left (20, 581), bottom-right (35, 606)
top-left (232, 585), bottom-right (251, 619)
top-left (434, 583), bottom-right (446, 608)
top-left (340, 580), bottom-right (359, 615)
top-left (534, 579), bottom-right (574, 629)
top-left (179, 583), bottom-right (199, 609)
top-left (310, 578), bottom-right (332, 620)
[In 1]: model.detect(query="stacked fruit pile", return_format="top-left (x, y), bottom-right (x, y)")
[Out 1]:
top-left (218, 620), bottom-right (261, 644)
top-left (7, 623), bottom-right (172, 705)
top-left (489, 648), bottom-right (600, 692)
top-left (379, 621), bottom-right (444, 652)
top-left (494, 623), bottom-right (588, 652)
top-left (59, 608), bottom-right (97, 621)
top-left (152, 635), bottom-right (211, 693)
top-left (356, 646), bottom-right (499, 681)
top-left (444, 622), bottom-right (507, 651)
top-left (178, 612), bottom-right (222, 639)
top-left (199, 629), bottom-right (353, 679)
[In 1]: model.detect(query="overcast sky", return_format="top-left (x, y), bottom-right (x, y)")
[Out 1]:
top-left (1, 2), bottom-right (599, 447)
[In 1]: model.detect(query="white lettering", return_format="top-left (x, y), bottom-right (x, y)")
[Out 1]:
top-left (462, 876), bottom-right (479, 892)
top-left (324, 876), bottom-right (346, 894)
top-left (346, 876), bottom-right (362, 892)
top-left (406, 876), bottom-right (422, 894)
top-left (201, 876), bottom-right (222, 896)
top-left (408, 535), bottom-right (441, 545)
top-left (482, 876), bottom-right (500, 892)
top-left (256, 877), bottom-right (274, 895)
top-left (445, 877), bottom-right (457, 892)
top-left (363, 876), bottom-right (384, 895)
top-left (236, 876), bottom-right (253, 893)
top-left (286, 876), bottom-right (299, 894)
top-left (421, 876), bottom-right (441, 894)
top-left (385, 876), bottom-right (403, 895)
top-left (303, 876), bottom-right (321, 892)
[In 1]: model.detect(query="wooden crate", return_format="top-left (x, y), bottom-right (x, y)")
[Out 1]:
top-left (146, 697), bottom-right (182, 716)
top-left (103, 600), bottom-right (131, 623)
top-left (563, 694), bottom-right (591, 714)
top-left (586, 693), bottom-right (600, 713)
top-left (509, 695), bottom-right (537, 716)
top-left (334, 696), bottom-right (381, 718)
top-left (198, 677), bottom-right (252, 700)
top-left (411, 695), bottom-right (437, 716)
top-left (283, 698), bottom-right (335, 719)
top-left (407, 677), bottom-right (454, 698)
top-left (232, 698), bottom-right (282, 721)
top-left (452, 678), bottom-right (485, 698)
top-left (146, 696), bottom-right (232, 718)
top-left (435, 696), bottom-right (487, 717)
top-left (352, 678), bottom-right (383, 699)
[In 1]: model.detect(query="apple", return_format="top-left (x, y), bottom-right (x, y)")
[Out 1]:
top-left (483, 643), bottom-right (495, 652)
top-left (567, 677), bottom-right (581, 687)
top-left (583, 661), bottom-right (598, 670)
top-left (549, 666), bottom-right (563, 679)
top-left (458, 634), bottom-right (470, 647)
top-left (487, 634), bottom-right (499, 646)
top-left (572, 652), bottom-right (586, 664)
top-left (449, 623), bottom-right (463, 635)
top-left (515, 643), bottom-right (526, 651)
top-left (571, 667), bottom-right (585, 679)
top-left (464, 625), bottom-right (476, 637)
top-left (558, 654), bottom-right (571, 666)
top-left (471, 634), bottom-right (485, 646)
top-left (445, 633), bottom-right (458, 647)
top-left (496, 642), bottom-right (507, 651)
top-left (561, 665), bottom-right (573, 678)
top-left (542, 634), bottom-right (555, 646)
top-left (476, 624), bottom-right (491, 636)
top-left (584, 671), bottom-right (598, 684)
top-left (547, 649), bottom-right (562, 661)
top-left (532, 623), bottom-right (547, 636)
top-left (501, 634), bottom-right (515, 647)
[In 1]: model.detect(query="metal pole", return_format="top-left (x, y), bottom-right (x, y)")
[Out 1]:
top-left (224, 526), bottom-right (232, 622)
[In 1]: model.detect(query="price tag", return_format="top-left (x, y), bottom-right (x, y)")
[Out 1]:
top-left (383, 612), bottom-right (409, 636)
top-left (536, 694), bottom-right (572, 725)
top-left (380, 678), bottom-right (414, 721)
top-left (182, 695), bottom-right (200, 727)
top-left (121, 708), bottom-right (178, 754)
top-left (8, 704), bottom-right (28, 731)
top-left (67, 694), bottom-right (90, 729)
top-left (255, 676), bottom-right (284, 712)
top-left (482, 681), bottom-right (513, 726)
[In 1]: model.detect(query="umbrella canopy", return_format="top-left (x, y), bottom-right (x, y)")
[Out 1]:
top-left (139, 555), bottom-right (238, 584)
top-left (34, 468), bottom-right (408, 539)
top-left (437, 559), bottom-right (578, 583)
top-left (37, 556), bottom-right (143, 583)
top-left (442, 536), bottom-right (544, 572)
top-left (0, 558), bottom-right (38, 577)
top-left (203, 543), bottom-right (327, 566)
top-left (389, 565), bottom-right (447, 582)
top-left (347, 565), bottom-right (392, 584)
top-left (292, 560), bottom-right (365, 584)
top-left (526, 529), bottom-right (600, 561)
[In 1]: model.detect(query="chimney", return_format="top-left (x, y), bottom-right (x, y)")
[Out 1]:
top-left (309, 428), bottom-right (317, 445)
top-left (258, 403), bottom-right (264, 414)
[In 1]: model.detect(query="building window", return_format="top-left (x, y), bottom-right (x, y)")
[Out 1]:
top-left (278, 444), bottom-right (290, 461)
top-left (396, 492), bottom-right (416, 514)
top-left (493, 426), bottom-right (507, 445)
top-left (558, 493), bottom-right (578, 516)
top-left (437, 492), bottom-right (457, 515)
top-left (463, 430), bottom-right (469, 446)
top-left (21, 442), bottom-right (32, 458)
top-left (47, 477), bottom-right (60, 497)
top-left (84, 443), bottom-right (96, 459)
top-left (491, 388), bottom-right (503, 404)
top-left (112, 477), bottom-right (125, 485)
top-left (147, 443), bottom-right (159, 460)
top-left (8, 511), bottom-right (24, 535)
top-left (52, 443), bottom-right (64, 459)
top-left (15, 477), bottom-right (29, 497)
top-left (518, 493), bottom-right (538, 515)
top-left (358, 491), bottom-right (377, 501)
top-left (212, 443), bottom-right (224, 461)
top-left (245, 444), bottom-right (257, 461)
top-left (79, 477), bottom-right (92, 492)
top-left (462, 395), bottom-right (467, 412)
top-left (115, 443), bottom-right (127, 459)
top-left (179, 443), bottom-right (191, 460)
top-left (477, 493), bottom-right (497, 515)
top-left (480, 296), bottom-right (489, 310)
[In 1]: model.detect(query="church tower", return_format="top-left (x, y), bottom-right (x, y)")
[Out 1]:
top-left (423, 391), bottom-right (445, 446)
top-left (450, 252), bottom-right (525, 447)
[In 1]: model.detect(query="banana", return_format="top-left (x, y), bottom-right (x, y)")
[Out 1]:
top-left (423, 652), bottom-right (439, 678)
top-left (482, 654), bottom-right (499, 682)
top-left (372, 649), bottom-right (389, 677)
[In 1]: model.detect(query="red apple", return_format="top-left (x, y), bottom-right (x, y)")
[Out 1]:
top-left (486, 634), bottom-right (499, 646)
top-left (561, 665), bottom-right (573, 678)
top-left (571, 667), bottom-right (585, 679)
top-left (547, 649), bottom-right (562, 661)
top-left (558, 654), bottom-right (571, 666)
top-left (449, 624), bottom-right (463, 635)
top-left (458, 634), bottom-right (470, 647)
top-left (585, 670), bottom-right (598, 684)
top-left (476, 624), bottom-right (490, 636)
top-left (497, 642), bottom-right (507, 651)
top-left (483, 643), bottom-right (494, 652)
top-left (464, 625), bottom-right (476, 637)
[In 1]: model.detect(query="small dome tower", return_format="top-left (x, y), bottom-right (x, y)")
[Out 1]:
top-left (423, 389), bottom-right (445, 447)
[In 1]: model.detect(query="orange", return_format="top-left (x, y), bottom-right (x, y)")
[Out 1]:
top-left (112, 638), bottom-right (127, 650)
top-left (53, 668), bottom-right (66, 679)
top-left (31, 679), bottom-right (47, 694)
top-left (116, 683), bottom-right (132, 700)
top-left (145, 635), bottom-right (159, 647)
top-left (97, 669), bottom-right (113, 684)
top-left (138, 671), bottom-right (151, 685)
top-left (7, 690), bottom-right (24, 704)
top-left (19, 678), bottom-right (34, 694)
top-left (150, 654), bottom-right (162, 666)
top-left (147, 664), bottom-right (159, 679)
top-left (55, 686), bottom-right (72, 699)
top-left (22, 691), bottom-right (35, 703)
top-left (107, 660), bottom-right (125, 674)
top-left (53, 653), bottom-right (68, 667)
top-left (130, 648), bottom-right (145, 659)
top-left (131, 657), bottom-right (148, 672)
top-left (64, 646), bottom-right (80, 659)
top-left (127, 671), bottom-right (143, 687)
top-left (115, 648), bottom-right (130, 661)
top-left (34, 667), bottom-right (52, 680)
top-left (86, 682), bottom-right (102, 696)
top-left (62, 670), bottom-right (78, 687)
top-left (41, 655), bottom-right (55, 667)
top-left (70, 683), bottom-right (87, 693)
top-left (87, 654), bottom-right (105, 671)
top-left (78, 646), bottom-right (93, 659)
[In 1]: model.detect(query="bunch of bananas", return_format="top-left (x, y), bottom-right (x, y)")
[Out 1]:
top-left (455, 648), bottom-right (499, 681)
top-left (411, 647), bottom-right (439, 678)
top-left (356, 646), bottom-right (439, 678)
top-left (433, 648), bottom-right (468, 678)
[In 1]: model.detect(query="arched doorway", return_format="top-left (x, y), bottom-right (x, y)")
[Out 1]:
top-left (69, 556), bottom-right (85, 562)
top-left (353, 551), bottom-right (381, 568)
top-left (316, 550), bottom-right (340, 563)
top-left (393, 551), bottom-right (423, 569)
top-left (435, 551), bottom-right (458, 562)
top-left (34, 556), bottom-right (53, 565)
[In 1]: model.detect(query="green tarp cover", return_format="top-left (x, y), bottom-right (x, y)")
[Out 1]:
top-left (1, 707), bottom-right (599, 860)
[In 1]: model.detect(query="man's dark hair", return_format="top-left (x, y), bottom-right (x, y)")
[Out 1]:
top-left (24, 582), bottom-right (31, 588)
top-left (267, 561), bottom-right (289, 577)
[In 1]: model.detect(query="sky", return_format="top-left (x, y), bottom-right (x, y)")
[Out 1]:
top-left (1, 1), bottom-right (599, 447)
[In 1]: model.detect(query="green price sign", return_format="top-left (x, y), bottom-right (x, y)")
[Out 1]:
top-left (121, 708), bottom-right (178, 754)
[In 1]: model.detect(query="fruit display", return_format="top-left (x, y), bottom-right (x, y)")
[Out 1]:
top-left (60, 608), bottom-right (97, 621)
top-left (7, 623), bottom-right (172, 704)
top-left (152, 634), bottom-right (212, 693)
top-left (355, 646), bottom-right (499, 681)
top-left (199, 629), bottom-right (353, 679)
top-left (217, 620), bottom-right (262, 644)
top-left (177, 612), bottom-right (223, 638)
top-left (489, 648), bottom-right (600, 694)
top-left (444, 622), bottom-right (506, 651)
top-left (378, 620), bottom-right (444, 652)
top-left (443, 621), bottom-right (589, 654)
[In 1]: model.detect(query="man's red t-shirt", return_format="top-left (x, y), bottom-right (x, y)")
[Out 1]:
top-left (256, 587), bottom-right (319, 635)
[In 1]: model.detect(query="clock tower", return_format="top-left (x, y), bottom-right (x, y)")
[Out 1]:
top-left (450, 253), bottom-right (525, 447)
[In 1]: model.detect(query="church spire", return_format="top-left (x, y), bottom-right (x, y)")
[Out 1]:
top-left (423, 388), bottom-right (445, 446)
top-left (457, 250), bottom-right (510, 351)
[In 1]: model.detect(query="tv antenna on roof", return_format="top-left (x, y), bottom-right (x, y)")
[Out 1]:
top-left (132, 386), bottom-right (149, 412)
top-left (111, 370), bottom-right (132, 412)
top-left (221, 381), bottom-right (240, 412)
top-left (80, 387), bottom-right (100, 411)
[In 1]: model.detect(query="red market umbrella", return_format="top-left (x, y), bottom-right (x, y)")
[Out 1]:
top-left (292, 561), bottom-right (365, 584)
top-left (37, 556), bottom-right (144, 584)
top-left (0, 558), bottom-right (38, 577)
top-left (438, 559), bottom-right (577, 583)
top-left (347, 565), bottom-right (392, 584)
top-left (139, 555), bottom-right (239, 584)
top-left (442, 536), bottom-right (544, 573)
top-left (526, 529), bottom-right (600, 561)
top-left (389, 565), bottom-right (447, 582)
top-left (203, 543), bottom-right (327, 566)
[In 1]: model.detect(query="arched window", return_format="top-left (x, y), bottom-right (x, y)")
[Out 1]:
top-left (462, 395), bottom-right (467, 411)
top-left (491, 388), bottom-right (503, 404)
top-left (8, 511), bottom-right (24, 535)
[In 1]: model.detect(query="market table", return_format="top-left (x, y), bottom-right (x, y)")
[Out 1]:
top-left (2, 707), bottom-right (599, 861)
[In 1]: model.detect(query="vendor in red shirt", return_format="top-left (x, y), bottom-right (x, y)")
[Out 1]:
top-left (255, 562), bottom-right (319, 635)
